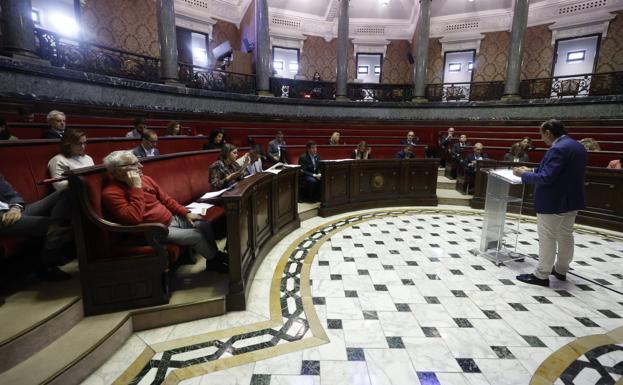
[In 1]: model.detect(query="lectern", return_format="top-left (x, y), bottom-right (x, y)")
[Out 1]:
top-left (471, 169), bottom-right (527, 266)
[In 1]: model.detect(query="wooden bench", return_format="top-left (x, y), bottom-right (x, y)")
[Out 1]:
top-left (68, 150), bottom-right (300, 315)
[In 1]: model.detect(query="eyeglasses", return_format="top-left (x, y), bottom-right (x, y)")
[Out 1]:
top-left (117, 161), bottom-right (141, 168)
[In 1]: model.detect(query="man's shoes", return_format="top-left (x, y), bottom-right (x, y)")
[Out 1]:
top-left (36, 266), bottom-right (72, 282)
top-left (206, 251), bottom-right (229, 274)
top-left (516, 273), bottom-right (549, 287)
top-left (551, 268), bottom-right (566, 281)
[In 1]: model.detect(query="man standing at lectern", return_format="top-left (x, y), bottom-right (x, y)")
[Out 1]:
top-left (512, 119), bottom-right (587, 287)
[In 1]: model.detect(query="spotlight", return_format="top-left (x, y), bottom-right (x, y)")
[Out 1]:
top-left (50, 13), bottom-right (79, 37)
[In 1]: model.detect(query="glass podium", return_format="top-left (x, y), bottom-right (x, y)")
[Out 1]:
top-left (470, 169), bottom-right (528, 266)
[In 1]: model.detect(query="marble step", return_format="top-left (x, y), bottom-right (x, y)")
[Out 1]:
top-left (437, 175), bottom-right (455, 190)
top-left (0, 262), bottom-right (82, 374)
top-left (437, 188), bottom-right (472, 206)
top-left (0, 312), bottom-right (130, 385)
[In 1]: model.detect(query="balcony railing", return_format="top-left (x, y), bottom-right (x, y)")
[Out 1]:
top-left (28, 29), bottom-right (623, 102)
top-left (179, 62), bottom-right (255, 94)
top-left (34, 28), bottom-right (160, 82)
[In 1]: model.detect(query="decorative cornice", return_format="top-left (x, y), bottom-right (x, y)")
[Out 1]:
top-left (175, 0), bottom-right (623, 44)
top-left (352, 38), bottom-right (391, 57)
top-left (438, 33), bottom-right (486, 56)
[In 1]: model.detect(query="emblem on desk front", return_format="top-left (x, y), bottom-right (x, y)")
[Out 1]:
top-left (372, 174), bottom-right (384, 189)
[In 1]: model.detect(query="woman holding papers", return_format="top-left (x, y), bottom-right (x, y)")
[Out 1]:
top-left (209, 144), bottom-right (250, 190)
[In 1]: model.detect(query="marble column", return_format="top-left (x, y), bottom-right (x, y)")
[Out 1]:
top-left (0, 0), bottom-right (39, 59)
top-left (335, 0), bottom-right (349, 100)
top-left (157, 0), bottom-right (180, 83)
top-left (412, 0), bottom-right (431, 103)
top-left (255, 0), bottom-right (272, 96)
top-left (502, 0), bottom-right (530, 100)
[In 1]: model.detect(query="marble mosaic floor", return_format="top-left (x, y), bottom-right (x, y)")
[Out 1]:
top-left (82, 207), bottom-right (623, 385)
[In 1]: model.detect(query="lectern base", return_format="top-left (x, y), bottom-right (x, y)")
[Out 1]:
top-left (469, 248), bottom-right (526, 266)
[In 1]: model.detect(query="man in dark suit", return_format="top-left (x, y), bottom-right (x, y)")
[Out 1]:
top-left (0, 174), bottom-right (72, 280)
top-left (452, 134), bottom-right (471, 158)
top-left (513, 120), bottom-right (587, 287)
top-left (42, 110), bottom-right (66, 139)
top-left (268, 130), bottom-right (286, 163)
top-left (462, 143), bottom-right (487, 171)
top-left (438, 127), bottom-right (455, 166)
top-left (400, 131), bottom-right (419, 146)
top-left (396, 145), bottom-right (415, 159)
top-left (298, 141), bottom-right (321, 202)
top-left (132, 130), bottom-right (160, 158)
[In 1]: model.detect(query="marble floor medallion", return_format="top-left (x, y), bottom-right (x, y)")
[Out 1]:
top-left (103, 208), bottom-right (623, 385)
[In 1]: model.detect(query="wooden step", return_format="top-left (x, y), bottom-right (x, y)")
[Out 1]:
top-left (437, 175), bottom-right (456, 190)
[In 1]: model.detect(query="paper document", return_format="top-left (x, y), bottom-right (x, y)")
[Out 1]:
top-left (186, 202), bottom-right (214, 215)
top-left (327, 159), bottom-right (352, 162)
top-left (489, 168), bottom-right (523, 185)
top-left (200, 188), bottom-right (230, 200)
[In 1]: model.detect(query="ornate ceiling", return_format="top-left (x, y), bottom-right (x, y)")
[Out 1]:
top-left (175, 0), bottom-right (623, 44)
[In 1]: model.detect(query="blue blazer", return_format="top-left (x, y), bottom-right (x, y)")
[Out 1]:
top-left (521, 135), bottom-right (587, 214)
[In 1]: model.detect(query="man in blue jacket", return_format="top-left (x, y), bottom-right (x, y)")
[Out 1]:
top-left (513, 119), bottom-right (587, 287)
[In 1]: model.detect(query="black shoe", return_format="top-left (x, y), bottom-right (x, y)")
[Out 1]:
top-left (206, 252), bottom-right (229, 274)
top-left (37, 266), bottom-right (72, 282)
top-left (551, 268), bottom-right (566, 281)
top-left (516, 273), bottom-right (549, 287)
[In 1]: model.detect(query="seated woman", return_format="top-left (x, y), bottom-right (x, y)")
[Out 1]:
top-left (503, 142), bottom-right (530, 163)
top-left (0, 118), bottom-right (18, 140)
top-left (203, 129), bottom-right (226, 150)
top-left (521, 137), bottom-right (535, 151)
top-left (580, 137), bottom-right (601, 151)
top-left (47, 129), bottom-right (94, 190)
top-left (328, 131), bottom-right (341, 145)
top-left (209, 144), bottom-right (250, 190)
top-left (165, 121), bottom-right (181, 136)
top-left (352, 141), bottom-right (371, 159)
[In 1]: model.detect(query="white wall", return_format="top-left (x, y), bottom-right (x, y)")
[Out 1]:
top-left (553, 35), bottom-right (600, 77)
top-left (443, 50), bottom-right (474, 84)
top-left (273, 47), bottom-right (299, 79)
top-left (356, 54), bottom-right (382, 84)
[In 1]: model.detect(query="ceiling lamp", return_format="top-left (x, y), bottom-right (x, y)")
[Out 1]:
top-left (379, 0), bottom-right (390, 7)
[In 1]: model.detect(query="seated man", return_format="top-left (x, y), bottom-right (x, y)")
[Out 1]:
top-left (126, 117), bottom-right (147, 138)
top-left (463, 143), bottom-right (488, 174)
top-left (132, 129), bottom-right (160, 158)
top-left (452, 134), bottom-right (471, 158)
top-left (42, 110), bottom-right (67, 139)
top-left (396, 145), bottom-right (415, 159)
top-left (267, 131), bottom-right (286, 163)
top-left (400, 131), bottom-right (419, 146)
top-left (299, 141), bottom-right (321, 202)
top-left (438, 127), bottom-right (455, 167)
top-left (0, 174), bottom-right (72, 281)
top-left (102, 151), bottom-right (227, 272)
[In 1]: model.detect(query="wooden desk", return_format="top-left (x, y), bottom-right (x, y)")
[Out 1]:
top-left (318, 159), bottom-right (439, 217)
top-left (470, 160), bottom-right (623, 232)
top-left (221, 167), bottom-right (300, 310)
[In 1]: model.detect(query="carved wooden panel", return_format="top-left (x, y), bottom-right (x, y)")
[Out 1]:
top-left (323, 163), bottom-right (350, 203)
top-left (355, 163), bottom-right (400, 199)
top-left (238, 199), bottom-right (252, 275)
top-left (255, 183), bottom-right (272, 248)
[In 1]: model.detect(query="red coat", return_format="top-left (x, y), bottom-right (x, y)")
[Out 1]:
top-left (102, 175), bottom-right (188, 226)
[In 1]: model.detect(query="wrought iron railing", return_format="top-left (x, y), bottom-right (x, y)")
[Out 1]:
top-left (270, 77), bottom-right (336, 99)
top-left (34, 28), bottom-right (160, 82)
top-left (348, 83), bottom-right (413, 102)
top-left (179, 62), bottom-right (255, 94)
top-left (520, 71), bottom-right (623, 99)
top-left (425, 81), bottom-right (504, 102)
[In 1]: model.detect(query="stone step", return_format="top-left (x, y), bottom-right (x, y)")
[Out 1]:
top-left (0, 312), bottom-right (129, 385)
top-left (437, 188), bottom-right (472, 206)
top-left (437, 175), bottom-right (455, 190)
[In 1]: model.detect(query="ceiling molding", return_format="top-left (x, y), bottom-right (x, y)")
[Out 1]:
top-left (175, 0), bottom-right (623, 44)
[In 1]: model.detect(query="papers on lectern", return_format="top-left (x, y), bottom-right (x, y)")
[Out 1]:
top-left (488, 169), bottom-right (523, 185)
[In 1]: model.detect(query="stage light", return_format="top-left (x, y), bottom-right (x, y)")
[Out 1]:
top-left (50, 13), bottom-right (79, 37)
